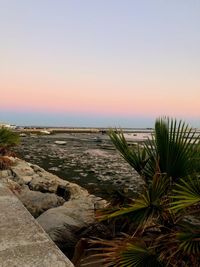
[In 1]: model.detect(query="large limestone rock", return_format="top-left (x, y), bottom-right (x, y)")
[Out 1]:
top-left (3, 157), bottom-right (107, 208)
top-left (9, 159), bottom-right (91, 200)
top-left (10, 159), bottom-right (63, 193)
top-left (17, 187), bottom-right (65, 218)
top-left (29, 174), bottom-right (59, 193)
top-left (37, 195), bottom-right (106, 240)
top-left (0, 169), bottom-right (12, 178)
top-left (36, 195), bottom-right (104, 258)
top-left (9, 158), bottom-right (35, 184)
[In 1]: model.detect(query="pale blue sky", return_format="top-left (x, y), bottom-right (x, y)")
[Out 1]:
top-left (0, 1), bottom-right (199, 127)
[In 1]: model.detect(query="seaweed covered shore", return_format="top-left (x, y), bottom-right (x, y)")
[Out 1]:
top-left (14, 132), bottom-right (143, 200)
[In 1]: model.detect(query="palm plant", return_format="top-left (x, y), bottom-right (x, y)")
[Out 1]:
top-left (109, 117), bottom-right (199, 182)
top-left (81, 117), bottom-right (200, 267)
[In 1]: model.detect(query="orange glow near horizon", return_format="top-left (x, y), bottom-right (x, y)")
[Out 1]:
top-left (1, 81), bottom-right (199, 119)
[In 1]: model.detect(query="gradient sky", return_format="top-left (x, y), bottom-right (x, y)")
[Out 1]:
top-left (0, 0), bottom-right (199, 127)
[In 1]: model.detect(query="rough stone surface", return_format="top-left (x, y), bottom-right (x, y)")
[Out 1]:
top-left (37, 198), bottom-right (95, 236)
top-left (37, 190), bottom-right (106, 253)
top-left (0, 170), bottom-right (12, 178)
top-left (0, 182), bottom-right (74, 267)
top-left (10, 159), bottom-right (35, 180)
top-left (17, 187), bottom-right (65, 217)
top-left (29, 174), bottom-right (59, 193)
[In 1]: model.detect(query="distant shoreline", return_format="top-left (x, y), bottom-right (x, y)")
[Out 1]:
top-left (15, 127), bottom-right (154, 134)
top-left (14, 127), bottom-right (200, 142)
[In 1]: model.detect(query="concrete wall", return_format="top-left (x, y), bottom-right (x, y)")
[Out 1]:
top-left (0, 182), bottom-right (74, 267)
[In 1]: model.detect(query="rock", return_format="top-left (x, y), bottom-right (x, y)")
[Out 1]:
top-left (84, 149), bottom-right (109, 157)
top-left (31, 164), bottom-right (44, 173)
top-left (29, 174), bottom-right (60, 193)
top-left (21, 175), bottom-right (33, 184)
top-left (11, 159), bottom-right (34, 179)
top-left (37, 193), bottom-right (106, 230)
top-left (1, 178), bottom-right (22, 194)
top-left (55, 141), bottom-right (67, 145)
top-left (24, 155), bottom-right (31, 159)
top-left (19, 133), bottom-right (27, 137)
top-left (37, 204), bottom-right (93, 235)
top-left (80, 173), bottom-right (87, 177)
top-left (40, 130), bottom-right (51, 135)
top-left (64, 182), bottom-right (89, 200)
top-left (62, 198), bottom-right (95, 224)
top-left (5, 157), bottom-right (108, 252)
top-left (37, 206), bottom-right (86, 258)
top-left (48, 167), bottom-right (61, 172)
top-left (37, 193), bottom-right (107, 257)
top-left (37, 198), bottom-right (95, 257)
top-left (0, 169), bottom-right (12, 178)
top-left (10, 158), bottom-right (93, 200)
top-left (17, 187), bottom-right (65, 217)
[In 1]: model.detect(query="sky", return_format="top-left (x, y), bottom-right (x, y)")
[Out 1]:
top-left (0, 0), bottom-right (199, 127)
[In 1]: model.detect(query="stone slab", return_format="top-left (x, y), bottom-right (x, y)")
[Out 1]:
top-left (0, 182), bottom-right (74, 267)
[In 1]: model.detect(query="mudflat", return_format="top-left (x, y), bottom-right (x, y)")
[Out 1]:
top-left (15, 133), bottom-right (144, 200)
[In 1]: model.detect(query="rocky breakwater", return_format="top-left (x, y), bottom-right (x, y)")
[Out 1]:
top-left (0, 157), bottom-right (107, 260)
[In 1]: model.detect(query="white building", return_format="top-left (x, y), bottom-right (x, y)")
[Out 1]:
top-left (0, 123), bottom-right (16, 129)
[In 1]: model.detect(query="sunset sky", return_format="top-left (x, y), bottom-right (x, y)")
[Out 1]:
top-left (1, 1), bottom-right (199, 127)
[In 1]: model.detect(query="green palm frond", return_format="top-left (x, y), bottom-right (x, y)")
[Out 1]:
top-left (120, 242), bottom-right (162, 267)
top-left (109, 129), bottom-right (149, 179)
top-left (177, 230), bottom-right (200, 255)
top-left (109, 118), bottom-right (199, 183)
top-left (170, 175), bottom-right (200, 212)
top-left (82, 237), bottom-right (162, 267)
top-left (144, 118), bottom-right (199, 180)
top-left (158, 222), bottom-right (200, 266)
top-left (143, 221), bottom-right (199, 267)
top-left (101, 174), bottom-right (170, 227)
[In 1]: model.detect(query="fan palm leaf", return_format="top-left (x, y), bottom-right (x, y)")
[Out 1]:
top-left (170, 175), bottom-right (200, 212)
top-left (109, 130), bottom-right (149, 179)
top-left (82, 237), bottom-right (162, 267)
top-left (101, 174), bottom-right (170, 228)
top-left (120, 242), bottom-right (162, 267)
top-left (109, 118), bottom-right (200, 182)
top-left (157, 222), bottom-right (200, 266)
top-left (144, 118), bottom-right (199, 180)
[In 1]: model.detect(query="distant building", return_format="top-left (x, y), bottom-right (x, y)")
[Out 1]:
top-left (0, 123), bottom-right (16, 129)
